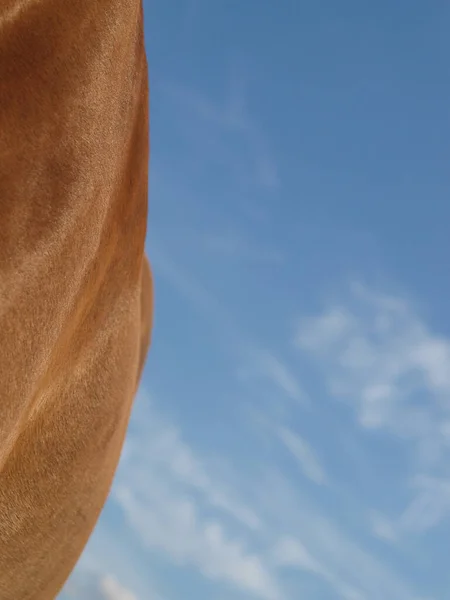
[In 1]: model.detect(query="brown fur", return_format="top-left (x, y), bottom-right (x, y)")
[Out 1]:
top-left (0, 1), bottom-right (152, 597)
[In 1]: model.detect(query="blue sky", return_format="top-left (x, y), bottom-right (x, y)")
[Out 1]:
top-left (60, 2), bottom-right (450, 599)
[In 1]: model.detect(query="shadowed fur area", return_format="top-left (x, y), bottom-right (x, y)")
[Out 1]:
top-left (0, 1), bottom-right (152, 597)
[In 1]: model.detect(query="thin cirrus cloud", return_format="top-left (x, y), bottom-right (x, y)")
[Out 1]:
top-left (112, 388), bottom-right (418, 600)
top-left (61, 572), bottom-right (141, 600)
top-left (120, 391), bottom-right (261, 532)
top-left (272, 536), bottom-right (323, 574)
top-left (112, 391), bottom-right (282, 600)
top-left (276, 426), bottom-right (327, 485)
top-left (294, 281), bottom-right (450, 541)
top-left (272, 536), bottom-right (366, 600)
top-left (255, 466), bottom-right (417, 600)
top-left (99, 576), bottom-right (138, 600)
top-left (148, 242), bottom-right (443, 596)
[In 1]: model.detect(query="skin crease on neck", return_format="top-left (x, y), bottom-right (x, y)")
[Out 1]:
top-left (0, 1), bottom-right (152, 598)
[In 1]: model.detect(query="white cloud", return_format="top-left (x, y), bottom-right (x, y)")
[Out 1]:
top-left (277, 427), bottom-right (327, 485)
top-left (71, 383), bottom-right (423, 600)
top-left (112, 394), bottom-right (281, 600)
top-left (124, 393), bottom-right (260, 531)
top-left (272, 536), bottom-right (322, 574)
top-left (369, 511), bottom-right (397, 543)
top-left (251, 351), bottom-right (308, 405)
top-left (259, 469), bottom-right (417, 600)
top-left (296, 307), bottom-right (356, 354)
top-left (117, 486), bottom-right (279, 600)
top-left (61, 571), bottom-right (146, 600)
top-left (294, 282), bottom-right (450, 537)
top-left (295, 283), bottom-right (450, 433)
top-left (398, 475), bottom-right (450, 534)
top-left (337, 584), bottom-right (367, 600)
top-left (271, 535), bottom-right (368, 600)
top-left (294, 282), bottom-right (450, 449)
top-left (99, 576), bottom-right (137, 600)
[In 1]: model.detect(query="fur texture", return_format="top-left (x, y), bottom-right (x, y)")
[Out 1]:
top-left (0, 1), bottom-right (152, 598)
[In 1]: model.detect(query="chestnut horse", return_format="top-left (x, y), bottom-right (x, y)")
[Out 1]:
top-left (0, 1), bottom-right (152, 597)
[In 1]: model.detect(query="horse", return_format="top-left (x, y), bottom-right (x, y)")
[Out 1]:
top-left (0, 1), bottom-right (152, 597)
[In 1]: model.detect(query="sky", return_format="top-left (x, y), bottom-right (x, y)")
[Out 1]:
top-left (60, 1), bottom-right (450, 599)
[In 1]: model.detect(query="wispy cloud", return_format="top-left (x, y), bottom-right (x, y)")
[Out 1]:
top-left (116, 488), bottom-right (280, 600)
top-left (295, 282), bottom-right (450, 435)
top-left (254, 352), bottom-right (308, 404)
top-left (272, 536), bottom-right (323, 573)
top-left (112, 392), bottom-right (281, 600)
top-left (62, 572), bottom-right (144, 600)
top-left (99, 576), bottom-right (138, 600)
top-left (258, 469), bottom-right (419, 600)
top-left (294, 281), bottom-right (450, 540)
top-left (122, 391), bottom-right (261, 531)
top-left (111, 386), bottom-right (421, 600)
top-left (272, 536), bottom-right (366, 600)
top-left (276, 427), bottom-right (327, 485)
top-left (368, 511), bottom-right (397, 543)
top-left (148, 248), bottom-right (436, 595)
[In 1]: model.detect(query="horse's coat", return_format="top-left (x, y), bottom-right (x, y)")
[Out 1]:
top-left (0, 1), bottom-right (152, 597)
